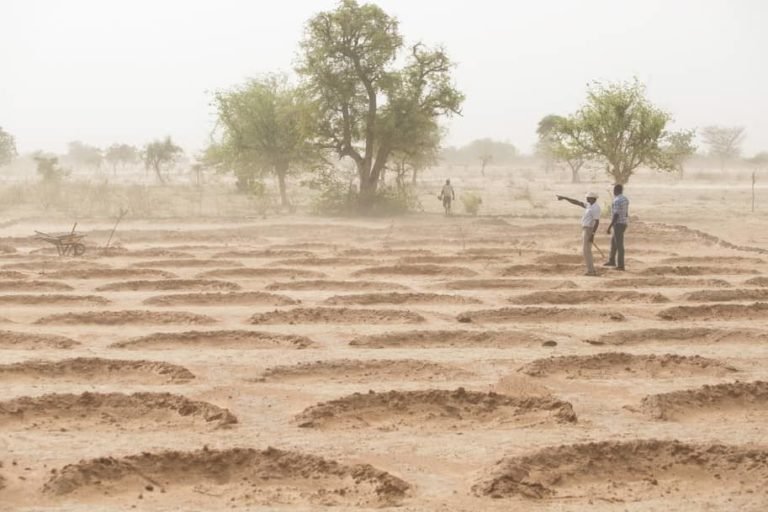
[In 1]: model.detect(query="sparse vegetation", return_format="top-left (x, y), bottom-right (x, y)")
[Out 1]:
top-left (460, 192), bottom-right (482, 215)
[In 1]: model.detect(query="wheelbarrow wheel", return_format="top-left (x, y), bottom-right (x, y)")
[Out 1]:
top-left (73, 243), bottom-right (86, 257)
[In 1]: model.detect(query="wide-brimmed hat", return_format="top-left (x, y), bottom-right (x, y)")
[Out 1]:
top-left (585, 191), bottom-right (598, 199)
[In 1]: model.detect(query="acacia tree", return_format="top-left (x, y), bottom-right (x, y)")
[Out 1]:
top-left (662, 130), bottom-right (697, 178)
top-left (701, 126), bottom-right (745, 171)
top-left (559, 79), bottom-right (685, 184)
top-left (537, 114), bottom-right (586, 182)
top-left (104, 144), bottom-right (139, 175)
top-left (67, 141), bottom-right (103, 171)
top-left (298, 0), bottom-right (463, 210)
top-left (142, 137), bottom-right (182, 184)
top-left (211, 75), bottom-right (318, 209)
top-left (0, 127), bottom-right (18, 166)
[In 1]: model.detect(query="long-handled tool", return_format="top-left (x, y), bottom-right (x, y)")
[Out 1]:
top-left (104, 208), bottom-right (128, 252)
top-left (592, 241), bottom-right (605, 259)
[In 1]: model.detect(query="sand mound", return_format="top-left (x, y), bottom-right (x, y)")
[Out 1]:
top-left (117, 248), bottom-right (194, 258)
top-left (0, 294), bottom-right (109, 306)
top-left (442, 279), bottom-right (578, 290)
top-left (268, 257), bottom-right (373, 266)
top-left (296, 388), bottom-right (576, 430)
top-left (662, 255), bottom-right (764, 265)
top-left (2, 260), bottom-right (109, 271)
top-left (0, 392), bottom-right (236, 429)
top-left (0, 357), bottom-right (194, 383)
top-left (35, 310), bottom-right (217, 326)
top-left (641, 381), bottom-right (768, 420)
top-left (534, 254), bottom-right (585, 265)
top-left (131, 259), bottom-right (243, 268)
top-left (500, 264), bottom-right (582, 276)
top-left (45, 268), bottom-right (176, 280)
top-left (342, 248), bottom-right (434, 257)
top-left (658, 302), bottom-right (768, 320)
top-left (96, 279), bottom-right (241, 292)
top-left (43, 447), bottom-right (410, 507)
top-left (519, 353), bottom-right (736, 378)
top-left (510, 290), bottom-right (668, 305)
top-left (143, 291), bottom-right (297, 307)
top-left (458, 307), bottom-right (625, 323)
top-left (0, 280), bottom-right (73, 292)
top-left (350, 329), bottom-right (544, 348)
top-left (0, 270), bottom-right (27, 279)
top-left (324, 292), bottom-right (480, 306)
top-left (398, 255), bottom-right (501, 264)
top-left (640, 265), bottom-right (758, 276)
top-left (112, 330), bottom-right (314, 350)
top-left (685, 288), bottom-right (768, 302)
top-left (266, 280), bottom-right (409, 291)
top-left (250, 307), bottom-right (425, 325)
top-left (601, 277), bottom-right (732, 288)
top-left (198, 268), bottom-right (326, 279)
top-left (584, 327), bottom-right (768, 346)
top-left (213, 249), bottom-right (314, 258)
top-left (473, 440), bottom-right (768, 500)
top-left (0, 330), bottom-right (80, 349)
top-left (256, 359), bottom-right (470, 383)
top-left (353, 264), bottom-right (477, 277)
top-left (745, 277), bottom-right (768, 287)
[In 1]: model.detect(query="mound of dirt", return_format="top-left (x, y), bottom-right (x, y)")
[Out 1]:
top-left (266, 280), bottom-right (409, 291)
top-left (398, 255), bottom-right (502, 264)
top-left (268, 257), bottom-right (373, 267)
top-left (658, 302), bottom-right (768, 321)
top-left (212, 249), bottom-right (314, 258)
top-left (641, 381), bottom-right (768, 420)
top-left (534, 254), bottom-right (585, 265)
top-left (250, 307), bottom-right (425, 325)
top-left (457, 307), bottom-right (625, 324)
top-left (343, 248), bottom-right (434, 257)
top-left (353, 264), bottom-right (477, 277)
top-left (45, 268), bottom-right (176, 280)
top-left (640, 265), bottom-right (758, 276)
top-left (0, 357), bottom-right (194, 383)
top-left (43, 447), bottom-right (410, 507)
top-left (112, 330), bottom-right (314, 350)
top-left (350, 330), bottom-right (544, 348)
top-left (510, 290), bottom-right (668, 305)
top-left (0, 270), bottom-right (27, 280)
top-left (500, 264), bottom-right (582, 276)
top-left (2, 260), bottom-right (110, 271)
top-left (198, 268), bottom-right (326, 279)
top-left (35, 310), bottom-right (217, 326)
top-left (117, 248), bottom-right (194, 258)
top-left (96, 279), bottom-right (241, 292)
top-left (0, 280), bottom-right (73, 292)
top-left (685, 289), bottom-right (768, 302)
top-left (324, 292), bottom-right (480, 306)
top-left (0, 294), bottom-right (109, 306)
top-left (601, 277), bottom-right (732, 288)
top-left (662, 255), bottom-right (765, 265)
top-left (442, 279), bottom-right (578, 290)
top-left (143, 291), bottom-right (298, 307)
top-left (131, 259), bottom-right (243, 268)
top-left (473, 440), bottom-right (768, 500)
top-left (0, 392), bottom-right (236, 429)
top-left (583, 327), bottom-right (763, 346)
top-left (296, 388), bottom-right (576, 430)
top-left (0, 330), bottom-right (80, 349)
top-left (256, 359), bottom-right (470, 383)
top-left (519, 353), bottom-right (736, 378)
top-left (745, 277), bottom-right (768, 287)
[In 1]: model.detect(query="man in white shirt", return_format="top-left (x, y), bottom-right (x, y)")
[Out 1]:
top-left (556, 191), bottom-right (601, 276)
top-left (439, 179), bottom-right (456, 215)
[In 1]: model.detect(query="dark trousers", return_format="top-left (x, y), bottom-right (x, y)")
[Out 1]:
top-left (608, 223), bottom-right (627, 268)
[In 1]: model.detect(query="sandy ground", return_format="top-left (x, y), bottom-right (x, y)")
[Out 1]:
top-left (1, 206), bottom-right (768, 511)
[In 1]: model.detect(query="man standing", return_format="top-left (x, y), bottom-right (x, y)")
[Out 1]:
top-left (439, 179), bottom-right (456, 215)
top-left (557, 192), bottom-right (601, 276)
top-left (604, 184), bottom-right (629, 271)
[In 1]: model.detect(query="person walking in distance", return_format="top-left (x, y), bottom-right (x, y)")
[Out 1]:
top-left (556, 191), bottom-right (601, 276)
top-left (604, 184), bottom-right (629, 271)
top-left (439, 179), bottom-right (455, 215)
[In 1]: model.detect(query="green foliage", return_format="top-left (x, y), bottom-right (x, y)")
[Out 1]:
top-left (701, 126), bottom-right (745, 170)
top-left (297, 0), bottom-right (463, 211)
top-left (0, 127), bottom-right (17, 166)
top-left (441, 139), bottom-right (518, 168)
top-left (460, 192), bottom-right (483, 215)
top-left (142, 137), bottom-right (183, 184)
top-left (34, 154), bottom-right (68, 184)
top-left (558, 79), bottom-right (685, 184)
top-left (536, 114), bottom-right (586, 182)
top-left (661, 130), bottom-right (697, 177)
top-left (104, 144), bottom-right (139, 174)
top-left (210, 74), bottom-right (320, 208)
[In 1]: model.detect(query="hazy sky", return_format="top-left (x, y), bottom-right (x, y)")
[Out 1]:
top-left (2, 0), bottom-right (766, 156)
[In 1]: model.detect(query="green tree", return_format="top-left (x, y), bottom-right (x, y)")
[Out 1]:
top-left (298, 0), bottom-right (463, 210)
top-left (661, 130), bottom-right (697, 178)
top-left (33, 154), bottom-right (68, 183)
top-left (104, 144), bottom-right (139, 175)
top-left (559, 79), bottom-right (684, 184)
top-left (211, 75), bottom-right (318, 208)
top-left (535, 114), bottom-right (560, 174)
top-left (701, 125), bottom-right (745, 171)
top-left (66, 141), bottom-right (103, 170)
top-left (537, 114), bottom-right (586, 183)
top-left (0, 127), bottom-right (18, 166)
top-left (142, 137), bottom-right (182, 184)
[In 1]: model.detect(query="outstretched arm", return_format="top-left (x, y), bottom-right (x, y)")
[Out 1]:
top-left (556, 195), bottom-right (586, 208)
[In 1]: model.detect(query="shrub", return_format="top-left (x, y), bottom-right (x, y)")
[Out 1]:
top-left (461, 192), bottom-right (483, 215)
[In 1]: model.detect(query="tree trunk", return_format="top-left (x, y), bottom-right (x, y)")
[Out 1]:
top-left (570, 166), bottom-right (580, 183)
top-left (153, 164), bottom-right (166, 185)
top-left (276, 165), bottom-right (290, 209)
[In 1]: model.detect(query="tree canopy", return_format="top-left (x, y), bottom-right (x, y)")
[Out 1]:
top-left (66, 141), bottom-right (103, 170)
top-left (104, 144), bottom-right (139, 174)
top-left (557, 79), bottom-right (685, 184)
top-left (297, 0), bottom-right (463, 210)
top-left (0, 127), bottom-right (17, 166)
top-left (142, 137), bottom-right (182, 184)
top-left (536, 114), bottom-right (586, 182)
top-left (701, 125), bottom-right (746, 170)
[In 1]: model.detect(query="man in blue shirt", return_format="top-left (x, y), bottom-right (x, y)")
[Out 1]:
top-left (604, 184), bottom-right (629, 271)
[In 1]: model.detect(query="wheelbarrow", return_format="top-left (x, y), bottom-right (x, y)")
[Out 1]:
top-left (35, 223), bottom-right (87, 257)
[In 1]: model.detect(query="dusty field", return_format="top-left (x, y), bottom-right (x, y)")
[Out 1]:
top-left (1, 211), bottom-right (768, 512)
